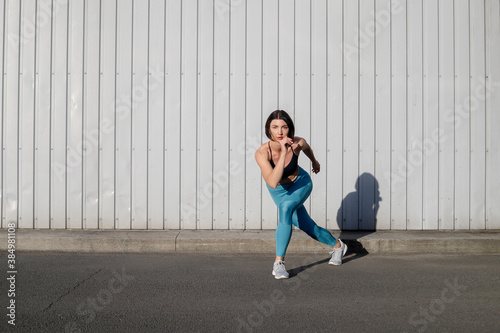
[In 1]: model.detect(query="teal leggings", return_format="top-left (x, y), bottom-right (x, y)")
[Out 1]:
top-left (267, 167), bottom-right (337, 257)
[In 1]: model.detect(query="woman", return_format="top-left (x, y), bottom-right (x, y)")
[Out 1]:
top-left (255, 110), bottom-right (347, 279)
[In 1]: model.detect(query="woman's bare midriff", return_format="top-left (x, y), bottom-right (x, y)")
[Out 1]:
top-left (277, 167), bottom-right (299, 185)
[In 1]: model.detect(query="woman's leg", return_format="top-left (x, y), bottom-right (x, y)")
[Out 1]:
top-left (272, 172), bottom-right (313, 258)
top-left (288, 171), bottom-right (340, 249)
top-left (291, 205), bottom-right (337, 247)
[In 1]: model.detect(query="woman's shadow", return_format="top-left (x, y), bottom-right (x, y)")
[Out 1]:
top-left (337, 173), bottom-right (382, 263)
top-left (289, 173), bottom-right (381, 276)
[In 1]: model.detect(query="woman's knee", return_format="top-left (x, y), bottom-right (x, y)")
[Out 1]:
top-left (279, 202), bottom-right (296, 217)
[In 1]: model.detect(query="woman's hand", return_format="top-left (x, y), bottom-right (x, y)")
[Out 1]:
top-left (277, 136), bottom-right (293, 153)
top-left (312, 159), bottom-right (320, 174)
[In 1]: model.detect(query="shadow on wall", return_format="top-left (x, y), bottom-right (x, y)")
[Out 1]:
top-left (336, 173), bottom-right (381, 258)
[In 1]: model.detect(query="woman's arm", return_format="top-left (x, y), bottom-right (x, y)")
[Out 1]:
top-left (255, 145), bottom-right (288, 189)
top-left (299, 138), bottom-right (321, 174)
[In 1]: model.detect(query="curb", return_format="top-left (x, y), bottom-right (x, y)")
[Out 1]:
top-left (2, 229), bottom-right (500, 254)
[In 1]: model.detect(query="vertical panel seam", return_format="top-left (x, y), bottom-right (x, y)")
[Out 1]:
top-left (211, 0), bottom-right (215, 230)
top-left (113, 0), bottom-right (118, 229)
top-left (373, 0), bottom-right (377, 230)
top-left (82, 0), bottom-right (86, 229)
top-left (146, 0), bottom-right (151, 229)
top-left (16, 0), bottom-right (22, 226)
top-left (325, 0), bottom-right (328, 228)
top-left (33, 0), bottom-right (39, 228)
top-left (196, 0), bottom-right (199, 229)
top-left (389, 0), bottom-right (393, 229)
top-left (130, 0), bottom-right (134, 230)
top-left (357, 0), bottom-right (361, 230)
top-left (482, 0), bottom-right (487, 229)
top-left (162, 2), bottom-right (167, 230)
top-left (260, 0), bottom-right (263, 229)
top-left (452, 0), bottom-right (456, 229)
top-left (178, 0), bottom-right (183, 230)
top-left (293, 0), bottom-right (296, 120)
top-left (0, 0), bottom-right (6, 228)
top-left (405, 0), bottom-right (409, 230)
top-left (341, 0), bottom-right (344, 230)
top-left (49, 0), bottom-right (54, 228)
top-left (97, 0), bottom-right (102, 229)
top-left (244, 0), bottom-right (248, 230)
top-left (309, 0), bottom-right (312, 214)
top-left (437, 0), bottom-right (441, 229)
top-left (467, 0), bottom-right (470, 230)
top-left (277, 0), bottom-right (280, 107)
top-left (421, 0), bottom-right (425, 230)
top-left (0, 0), bottom-right (5, 227)
top-left (65, 0), bottom-right (70, 229)
top-left (227, 0), bottom-right (230, 230)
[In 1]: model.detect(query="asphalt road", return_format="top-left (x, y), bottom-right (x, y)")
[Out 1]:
top-left (1, 252), bottom-right (499, 333)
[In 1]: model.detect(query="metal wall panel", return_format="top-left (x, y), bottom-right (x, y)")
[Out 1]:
top-left (0, 0), bottom-right (5, 230)
top-left (374, 0), bottom-right (392, 230)
top-left (310, 0), bottom-right (328, 228)
top-left (1, 0), bottom-right (500, 230)
top-left (3, 0), bottom-right (21, 228)
top-left (454, 0), bottom-right (471, 230)
top-left (407, 0), bottom-right (424, 230)
top-left (470, 0), bottom-right (487, 230)
top-left (164, 0), bottom-right (181, 230)
top-left (51, 0), bottom-right (69, 229)
top-left (261, 0), bottom-right (279, 230)
top-left (486, 0), bottom-right (500, 229)
top-left (180, 0), bottom-right (198, 229)
top-left (245, 0), bottom-right (263, 230)
top-left (19, 0), bottom-right (36, 228)
top-left (422, 0), bottom-right (439, 230)
top-left (294, 0), bottom-right (311, 219)
top-left (197, 0), bottom-right (214, 230)
top-left (359, 0), bottom-right (376, 230)
top-left (213, 0), bottom-right (230, 230)
top-left (99, 0), bottom-right (116, 230)
top-left (84, 0), bottom-right (101, 229)
top-left (115, 0), bottom-right (133, 229)
top-left (35, 0), bottom-right (53, 229)
top-left (390, 0), bottom-right (408, 230)
top-left (326, 0), bottom-right (343, 231)
top-left (342, 0), bottom-right (360, 230)
top-left (229, 0), bottom-right (247, 230)
top-left (148, 0), bottom-right (166, 230)
top-left (132, 0), bottom-right (149, 229)
top-left (438, 0), bottom-right (456, 230)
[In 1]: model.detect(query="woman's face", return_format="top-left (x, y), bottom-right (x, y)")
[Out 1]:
top-left (269, 119), bottom-right (289, 141)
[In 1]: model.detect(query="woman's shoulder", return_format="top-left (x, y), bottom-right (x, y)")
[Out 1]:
top-left (256, 141), bottom-right (270, 151)
top-left (254, 142), bottom-right (272, 165)
top-left (255, 142), bottom-right (270, 157)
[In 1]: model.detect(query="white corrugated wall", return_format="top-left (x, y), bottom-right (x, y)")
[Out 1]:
top-left (1, 0), bottom-right (499, 230)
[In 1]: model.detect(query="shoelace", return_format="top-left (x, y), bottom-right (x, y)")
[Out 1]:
top-left (274, 261), bottom-right (286, 272)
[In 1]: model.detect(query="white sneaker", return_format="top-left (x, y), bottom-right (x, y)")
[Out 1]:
top-left (272, 260), bottom-right (289, 279)
top-left (329, 239), bottom-right (348, 265)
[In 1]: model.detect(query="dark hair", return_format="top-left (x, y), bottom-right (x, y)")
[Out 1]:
top-left (265, 110), bottom-right (295, 140)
